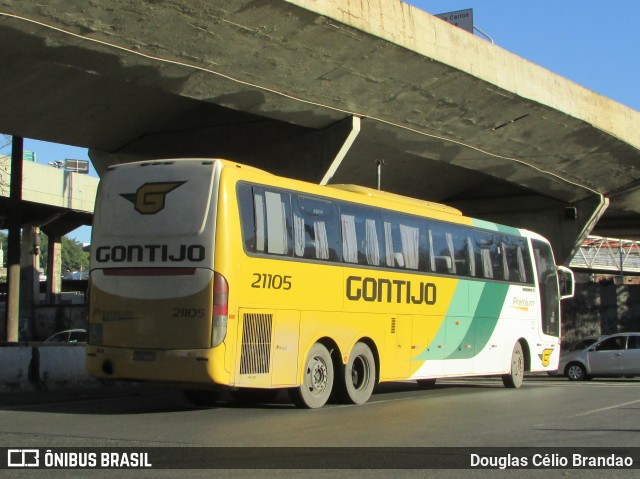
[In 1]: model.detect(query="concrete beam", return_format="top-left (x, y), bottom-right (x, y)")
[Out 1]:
top-left (90, 114), bottom-right (363, 183)
top-left (293, 0), bottom-right (640, 150)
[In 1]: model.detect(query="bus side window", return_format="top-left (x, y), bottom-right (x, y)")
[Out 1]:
top-left (341, 213), bottom-right (359, 264)
top-left (472, 231), bottom-right (495, 279)
top-left (293, 195), bottom-right (341, 262)
top-left (237, 183), bottom-right (292, 256)
top-left (340, 205), bottom-right (383, 266)
top-left (449, 226), bottom-right (472, 277)
top-left (428, 223), bottom-right (455, 274)
top-left (501, 241), bottom-right (510, 281)
top-left (518, 241), bottom-right (534, 284)
top-left (264, 190), bottom-right (292, 255)
top-left (383, 213), bottom-right (427, 271)
top-left (237, 183), bottom-right (258, 253)
top-left (504, 237), bottom-right (533, 284)
top-left (481, 247), bottom-right (494, 279)
top-left (466, 235), bottom-right (477, 277)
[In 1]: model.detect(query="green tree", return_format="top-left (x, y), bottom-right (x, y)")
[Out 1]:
top-left (1, 230), bottom-right (6, 270)
top-left (0, 231), bottom-right (88, 277)
top-left (60, 236), bottom-right (89, 275)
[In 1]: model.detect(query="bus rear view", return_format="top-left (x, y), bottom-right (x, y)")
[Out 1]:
top-left (86, 159), bottom-right (228, 388)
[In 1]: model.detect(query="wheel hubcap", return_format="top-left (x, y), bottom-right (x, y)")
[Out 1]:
top-left (515, 351), bottom-right (523, 376)
top-left (351, 356), bottom-right (369, 390)
top-left (307, 357), bottom-right (328, 393)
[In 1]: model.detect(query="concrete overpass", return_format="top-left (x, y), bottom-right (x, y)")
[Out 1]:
top-left (0, 153), bottom-right (97, 293)
top-left (1, 155), bottom-right (96, 225)
top-left (1, 0), bottom-right (639, 264)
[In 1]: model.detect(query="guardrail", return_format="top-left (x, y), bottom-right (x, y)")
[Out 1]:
top-left (0, 344), bottom-right (99, 391)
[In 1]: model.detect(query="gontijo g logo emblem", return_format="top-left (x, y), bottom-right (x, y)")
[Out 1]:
top-left (120, 182), bottom-right (185, 215)
top-left (539, 348), bottom-right (554, 367)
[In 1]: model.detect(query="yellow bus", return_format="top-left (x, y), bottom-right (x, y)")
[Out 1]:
top-left (86, 158), bottom-right (573, 408)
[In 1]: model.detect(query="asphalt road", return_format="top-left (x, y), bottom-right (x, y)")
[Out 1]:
top-left (1, 375), bottom-right (639, 477)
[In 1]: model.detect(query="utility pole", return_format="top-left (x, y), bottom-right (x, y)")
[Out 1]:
top-left (5, 136), bottom-right (23, 342)
top-left (376, 160), bottom-right (385, 191)
top-left (620, 239), bottom-right (625, 285)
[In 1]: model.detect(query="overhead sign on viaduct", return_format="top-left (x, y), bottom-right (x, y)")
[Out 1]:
top-left (0, 0), bottom-right (639, 263)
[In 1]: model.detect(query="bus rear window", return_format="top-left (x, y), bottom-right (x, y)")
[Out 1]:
top-left (94, 162), bottom-right (215, 239)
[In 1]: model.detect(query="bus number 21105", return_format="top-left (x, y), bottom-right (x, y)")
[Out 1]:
top-left (251, 273), bottom-right (292, 290)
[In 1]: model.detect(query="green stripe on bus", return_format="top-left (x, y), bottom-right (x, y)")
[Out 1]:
top-left (444, 281), bottom-right (510, 360)
top-left (413, 281), bottom-right (510, 361)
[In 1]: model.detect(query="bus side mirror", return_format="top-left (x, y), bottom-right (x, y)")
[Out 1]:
top-left (557, 266), bottom-right (575, 300)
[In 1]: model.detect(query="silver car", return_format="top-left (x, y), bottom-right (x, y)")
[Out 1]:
top-left (559, 333), bottom-right (640, 380)
top-left (44, 329), bottom-right (88, 343)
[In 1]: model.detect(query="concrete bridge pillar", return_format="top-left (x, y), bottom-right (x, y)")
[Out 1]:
top-left (46, 234), bottom-right (62, 305)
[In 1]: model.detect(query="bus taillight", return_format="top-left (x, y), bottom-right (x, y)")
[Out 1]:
top-left (212, 272), bottom-right (228, 347)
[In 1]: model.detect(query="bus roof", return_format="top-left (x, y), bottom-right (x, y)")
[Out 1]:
top-left (328, 184), bottom-right (462, 216)
top-left (106, 158), bottom-right (537, 237)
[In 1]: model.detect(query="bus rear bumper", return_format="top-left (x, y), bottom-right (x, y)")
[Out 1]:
top-left (85, 344), bottom-right (230, 386)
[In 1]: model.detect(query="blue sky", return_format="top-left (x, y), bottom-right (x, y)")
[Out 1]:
top-left (411, 0), bottom-right (639, 111)
top-left (6, 1), bottom-right (639, 243)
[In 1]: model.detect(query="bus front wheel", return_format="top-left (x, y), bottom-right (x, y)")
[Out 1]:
top-left (337, 342), bottom-right (376, 405)
top-left (502, 342), bottom-right (524, 388)
top-left (290, 343), bottom-right (334, 409)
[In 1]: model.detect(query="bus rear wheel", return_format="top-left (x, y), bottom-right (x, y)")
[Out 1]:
top-left (337, 342), bottom-right (376, 405)
top-left (502, 342), bottom-right (524, 388)
top-left (290, 343), bottom-right (334, 409)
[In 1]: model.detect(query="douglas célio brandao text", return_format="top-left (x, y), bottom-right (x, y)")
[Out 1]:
top-left (470, 452), bottom-right (634, 469)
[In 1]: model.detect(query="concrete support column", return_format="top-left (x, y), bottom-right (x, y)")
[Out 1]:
top-left (46, 235), bottom-right (62, 305)
top-left (19, 225), bottom-right (41, 340)
top-left (5, 136), bottom-right (23, 343)
top-left (5, 229), bottom-right (20, 342)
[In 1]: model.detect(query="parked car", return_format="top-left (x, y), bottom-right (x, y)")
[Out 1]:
top-left (44, 329), bottom-right (87, 343)
top-left (564, 336), bottom-right (603, 353)
top-left (558, 333), bottom-right (640, 380)
top-left (548, 336), bottom-right (602, 376)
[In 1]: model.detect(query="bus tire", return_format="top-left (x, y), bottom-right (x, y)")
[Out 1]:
top-left (290, 343), bottom-right (334, 409)
top-left (338, 342), bottom-right (376, 405)
top-left (502, 342), bottom-right (524, 388)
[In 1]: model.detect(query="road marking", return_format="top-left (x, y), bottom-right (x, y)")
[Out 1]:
top-left (574, 398), bottom-right (640, 417)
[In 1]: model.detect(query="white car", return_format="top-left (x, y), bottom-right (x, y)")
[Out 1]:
top-left (44, 329), bottom-right (87, 343)
top-left (558, 333), bottom-right (640, 380)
